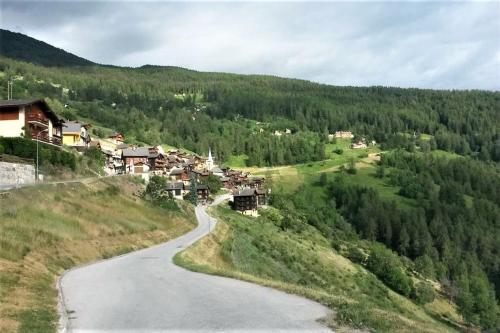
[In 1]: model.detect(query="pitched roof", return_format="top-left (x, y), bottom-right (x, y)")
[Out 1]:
top-left (122, 147), bottom-right (150, 157)
top-left (63, 121), bottom-right (83, 134)
top-left (233, 188), bottom-right (257, 197)
top-left (0, 99), bottom-right (62, 124)
top-left (210, 167), bottom-right (223, 174)
top-left (196, 184), bottom-right (209, 190)
top-left (116, 143), bottom-right (128, 149)
top-left (169, 167), bottom-right (185, 175)
top-left (166, 182), bottom-right (184, 190)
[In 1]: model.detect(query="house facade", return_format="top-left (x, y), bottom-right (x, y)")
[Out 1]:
top-left (232, 188), bottom-right (267, 214)
top-left (122, 147), bottom-right (150, 174)
top-left (0, 99), bottom-right (63, 146)
top-left (62, 121), bottom-right (91, 149)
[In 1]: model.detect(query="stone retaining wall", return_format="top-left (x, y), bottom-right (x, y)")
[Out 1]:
top-left (0, 161), bottom-right (36, 187)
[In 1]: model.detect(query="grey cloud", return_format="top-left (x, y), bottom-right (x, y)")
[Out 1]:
top-left (0, 1), bottom-right (498, 90)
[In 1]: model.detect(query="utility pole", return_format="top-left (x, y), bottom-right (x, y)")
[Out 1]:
top-left (7, 79), bottom-right (13, 100)
top-left (36, 128), bottom-right (49, 181)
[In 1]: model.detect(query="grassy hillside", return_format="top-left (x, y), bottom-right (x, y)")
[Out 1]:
top-left (0, 177), bottom-right (195, 333)
top-left (175, 205), bottom-right (462, 333)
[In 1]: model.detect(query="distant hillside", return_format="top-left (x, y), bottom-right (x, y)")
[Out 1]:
top-left (0, 29), bottom-right (94, 67)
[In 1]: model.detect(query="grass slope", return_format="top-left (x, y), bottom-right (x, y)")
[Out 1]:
top-left (0, 177), bottom-right (195, 333)
top-left (176, 205), bottom-right (461, 333)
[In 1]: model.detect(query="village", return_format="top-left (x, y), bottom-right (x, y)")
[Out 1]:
top-left (0, 98), bottom-right (373, 215)
top-left (0, 98), bottom-right (272, 214)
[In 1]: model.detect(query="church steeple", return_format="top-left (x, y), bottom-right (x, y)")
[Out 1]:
top-left (207, 147), bottom-right (214, 170)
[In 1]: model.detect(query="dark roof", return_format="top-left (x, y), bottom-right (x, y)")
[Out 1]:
top-left (256, 189), bottom-right (267, 195)
top-left (166, 182), bottom-right (184, 190)
top-left (116, 143), bottom-right (128, 149)
top-left (122, 147), bottom-right (149, 157)
top-left (196, 184), bottom-right (209, 190)
top-left (169, 167), bottom-right (184, 175)
top-left (0, 99), bottom-right (62, 124)
top-left (233, 188), bottom-right (257, 197)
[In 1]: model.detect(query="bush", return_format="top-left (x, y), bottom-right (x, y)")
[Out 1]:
top-left (366, 245), bottom-right (413, 297)
top-left (411, 281), bottom-right (436, 305)
top-left (143, 175), bottom-right (178, 210)
top-left (0, 137), bottom-right (76, 171)
top-left (333, 148), bottom-right (343, 155)
top-left (347, 246), bottom-right (366, 264)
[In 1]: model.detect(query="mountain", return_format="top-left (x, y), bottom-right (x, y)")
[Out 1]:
top-left (0, 29), bottom-right (95, 67)
top-left (0, 29), bottom-right (499, 332)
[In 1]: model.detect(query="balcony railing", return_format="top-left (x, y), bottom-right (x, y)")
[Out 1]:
top-left (31, 133), bottom-right (62, 146)
top-left (27, 114), bottom-right (49, 125)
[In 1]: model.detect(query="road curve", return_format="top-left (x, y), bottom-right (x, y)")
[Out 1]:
top-left (59, 194), bottom-right (332, 333)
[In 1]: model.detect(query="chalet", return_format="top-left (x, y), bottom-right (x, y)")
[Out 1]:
top-left (196, 184), bottom-right (210, 203)
top-left (220, 176), bottom-right (232, 189)
top-left (232, 188), bottom-right (267, 214)
top-left (109, 132), bottom-right (124, 144)
top-left (335, 131), bottom-right (354, 139)
top-left (166, 182), bottom-right (185, 200)
top-left (169, 167), bottom-right (190, 183)
top-left (62, 121), bottom-right (91, 150)
top-left (122, 147), bottom-right (150, 174)
top-left (248, 177), bottom-right (265, 189)
top-left (0, 99), bottom-right (63, 146)
top-left (233, 188), bottom-right (259, 214)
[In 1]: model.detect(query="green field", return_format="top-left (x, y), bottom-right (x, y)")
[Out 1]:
top-left (0, 177), bottom-right (195, 333)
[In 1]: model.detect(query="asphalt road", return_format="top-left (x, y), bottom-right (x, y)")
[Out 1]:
top-left (59, 194), bottom-right (332, 333)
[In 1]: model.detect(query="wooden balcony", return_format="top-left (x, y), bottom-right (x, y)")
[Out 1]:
top-left (31, 133), bottom-right (62, 147)
top-left (27, 114), bottom-right (49, 126)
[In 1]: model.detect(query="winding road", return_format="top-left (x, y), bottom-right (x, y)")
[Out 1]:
top-left (59, 194), bottom-right (332, 333)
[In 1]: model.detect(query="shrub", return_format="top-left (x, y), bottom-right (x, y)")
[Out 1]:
top-left (333, 148), bottom-right (343, 155)
top-left (0, 137), bottom-right (76, 171)
top-left (411, 281), bottom-right (436, 305)
top-left (347, 246), bottom-right (366, 264)
top-left (366, 244), bottom-right (413, 297)
top-left (143, 175), bottom-right (178, 210)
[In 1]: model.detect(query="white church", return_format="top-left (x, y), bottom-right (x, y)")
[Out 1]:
top-left (206, 148), bottom-right (224, 177)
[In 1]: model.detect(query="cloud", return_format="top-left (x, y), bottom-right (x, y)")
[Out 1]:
top-left (1, 1), bottom-right (499, 90)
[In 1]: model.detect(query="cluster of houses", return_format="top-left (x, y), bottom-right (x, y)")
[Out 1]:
top-left (0, 98), bottom-right (268, 214)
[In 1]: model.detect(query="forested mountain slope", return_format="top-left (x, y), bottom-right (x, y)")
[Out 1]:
top-left (0, 29), bottom-right (499, 165)
top-left (0, 29), bottom-right (94, 67)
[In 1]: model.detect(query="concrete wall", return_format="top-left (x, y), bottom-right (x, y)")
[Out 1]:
top-left (0, 161), bottom-right (35, 187)
top-left (0, 106), bottom-right (25, 137)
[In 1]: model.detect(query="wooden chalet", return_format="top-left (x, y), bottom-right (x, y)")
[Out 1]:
top-left (109, 132), bottom-right (124, 143)
top-left (122, 147), bottom-right (150, 174)
top-left (0, 99), bottom-right (63, 146)
top-left (196, 184), bottom-right (210, 202)
top-left (232, 187), bottom-right (268, 213)
top-left (169, 167), bottom-right (190, 183)
top-left (166, 181), bottom-right (184, 200)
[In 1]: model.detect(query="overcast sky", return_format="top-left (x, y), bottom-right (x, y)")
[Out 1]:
top-left (1, 1), bottom-right (499, 90)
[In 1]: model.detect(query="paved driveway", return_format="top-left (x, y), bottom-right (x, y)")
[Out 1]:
top-left (59, 195), bottom-right (332, 333)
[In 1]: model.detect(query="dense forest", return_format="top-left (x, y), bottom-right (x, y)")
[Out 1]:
top-left (272, 152), bottom-right (500, 330)
top-left (0, 30), bottom-right (499, 166)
